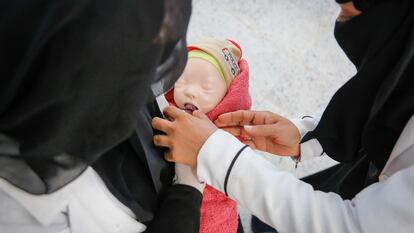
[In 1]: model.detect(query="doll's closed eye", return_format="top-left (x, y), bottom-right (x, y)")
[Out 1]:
top-left (201, 79), bottom-right (217, 90)
top-left (202, 82), bottom-right (214, 90)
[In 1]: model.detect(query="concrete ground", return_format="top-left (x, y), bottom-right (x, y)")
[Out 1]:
top-left (187, 0), bottom-right (357, 232)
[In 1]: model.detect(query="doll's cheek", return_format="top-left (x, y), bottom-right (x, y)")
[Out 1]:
top-left (173, 92), bottom-right (185, 108)
top-left (200, 104), bottom-right (214, 114)
top-left (199, 97), bottom-right (219, 113)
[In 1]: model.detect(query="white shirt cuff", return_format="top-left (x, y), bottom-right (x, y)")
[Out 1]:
top-left (291, 116), bottom-right (324, 161)
top-left (290, 116), bottom-right (320, 139)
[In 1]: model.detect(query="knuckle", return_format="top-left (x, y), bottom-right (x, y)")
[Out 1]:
top-left (181, 116), bottom-right (191, 124)
top-left (169, 123), bottom-right (177, 132)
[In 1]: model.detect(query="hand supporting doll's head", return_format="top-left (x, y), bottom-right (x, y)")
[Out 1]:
top-left (173, 39), bottom-right (242, 114)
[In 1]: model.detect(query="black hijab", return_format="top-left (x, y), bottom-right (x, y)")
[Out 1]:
top-left (303, 0), bottom-right (414, 182)
top-left (0, 0), bottom-right (191, 194)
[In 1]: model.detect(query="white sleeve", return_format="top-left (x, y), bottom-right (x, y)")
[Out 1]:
top-left (0, 167), bottom-right (146, 233)
top-left (291, 113), bottom-right (324, 162)
top-left (197, 130), bottom-right (414, 233)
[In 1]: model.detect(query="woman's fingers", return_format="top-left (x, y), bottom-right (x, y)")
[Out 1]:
top-left (220, 126), bottom-right (253, 139)
top-left (192, 110), bottom-right (209, 120)
top-left (215, 110), bottom-right (282, 127)
top-left (152, 106), bottom-right (217, 167)
top-left (163, 106), bottom-right (186, 120)
top-left (164, 151), bottom-right (174, 162)
top-left (153, 135), bottom-right (171, 148)
top-left (215, 110), bottom-right (255, 127)
top-left (214, 112), bottom-right (235, 127)
top-left (151, 117), bottom-right (174, 134)
top-left (243, 124), bottom-right (278, 137)
top-left (219, 127), bottom-right (260, 149)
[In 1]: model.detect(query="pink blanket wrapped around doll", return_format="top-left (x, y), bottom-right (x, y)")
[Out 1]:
top-left (165, 58), bottom-right (251, 233)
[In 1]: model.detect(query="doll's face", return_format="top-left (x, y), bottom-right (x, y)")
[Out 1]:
top-left (173, 58), bottom-right (227, 114)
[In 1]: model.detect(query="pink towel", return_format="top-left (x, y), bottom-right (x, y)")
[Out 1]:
top-left (166, 59), bottom-right (251, 233)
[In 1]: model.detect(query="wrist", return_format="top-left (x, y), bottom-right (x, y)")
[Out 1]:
top-left (290, 144), bottom-right (301, 168)
top-left (288, 143), bottom-right (301, 157)
top-left (173, 175), bottom-right (205, 192)
top-left (174, 164), bottom-right (205, 193)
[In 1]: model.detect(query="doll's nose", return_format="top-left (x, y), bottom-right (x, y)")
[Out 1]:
top-left (183, 86), bottom-right (197, 99)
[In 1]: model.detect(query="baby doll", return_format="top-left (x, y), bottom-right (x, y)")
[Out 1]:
top-left (165, 38), bottom-right (251, 233)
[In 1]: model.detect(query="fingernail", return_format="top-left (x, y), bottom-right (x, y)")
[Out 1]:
top-left (244, 125), bottom-right (252, 131)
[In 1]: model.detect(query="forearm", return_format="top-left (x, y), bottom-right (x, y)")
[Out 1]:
top-left (197, 130), bottom-right (362, 233)
top-left (145, 184), bottom-right (202, 233)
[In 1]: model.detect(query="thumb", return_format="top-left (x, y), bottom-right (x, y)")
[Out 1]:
top-left (193, 110), bottom-right (209, 120)
top-left (243, 124), bottom-right (277, 137)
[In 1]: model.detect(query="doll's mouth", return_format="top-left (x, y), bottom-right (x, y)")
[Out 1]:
top-left (183, 103), bottom-right (198, 114)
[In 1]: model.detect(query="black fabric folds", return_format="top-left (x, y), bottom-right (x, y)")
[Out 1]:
top-left (145, 184), bottom-right (202, 233)
top-left (302, 0), bottom-right (414, 196)
top-left (93, 99), bottom-right (176, 222)
top-left (91, 0), bottom-right (192, 221)
top-left (0, 0), bottom-right (191, 194)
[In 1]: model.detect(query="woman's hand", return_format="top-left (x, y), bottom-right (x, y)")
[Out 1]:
top-left (214, 110), bottom-right (301, 157)
top-left (337, 1), bottom-right (362, 22)
top-left (152, 106), bottom-right (217, 167)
